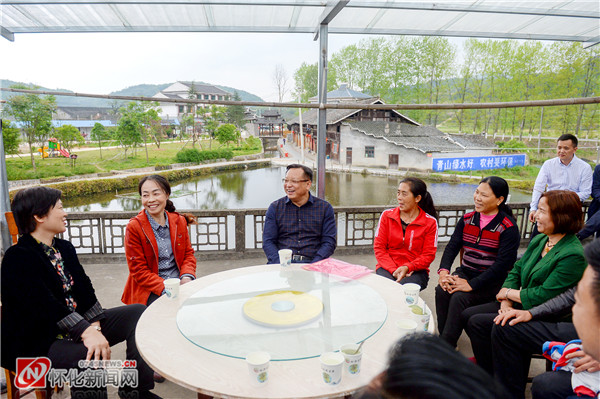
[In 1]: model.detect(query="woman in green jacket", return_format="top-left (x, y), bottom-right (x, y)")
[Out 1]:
top-left (462, 190), bottom-right (586, 374)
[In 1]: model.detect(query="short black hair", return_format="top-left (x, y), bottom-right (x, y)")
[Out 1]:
top-left (286, 164), bottom-right (313, 181)
top-left (584, 239), bottom-right (600, 318)
top-left (557, 134), bottom-right (578, 147)
top-left (11, 186), bottom-right (62, 235)
top-left (380, 333), bottom-right (510, 399)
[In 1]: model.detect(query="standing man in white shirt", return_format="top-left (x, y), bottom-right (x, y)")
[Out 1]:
top-left (529, 134), bottom-right (592, 237)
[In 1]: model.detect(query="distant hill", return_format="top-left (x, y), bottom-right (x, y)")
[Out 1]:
top-left (110, 83), bottom-right (172, 98)
top-left (1, 79), bottom-right (114, 107)
top-left (113, 82), bottom-right (264, 103)
top-left (1, 79), bottom-right (264, 108)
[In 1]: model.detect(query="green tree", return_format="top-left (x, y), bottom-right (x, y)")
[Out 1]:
top-left (3, 85), bottom-right (56, 171)
top-left (116, 101), bottom-right (162, 162)
top-left (293, 62), bottom-right (319, 102)
top-left (225, 91), bottom-right (246, 130)
top-left (215, 124), bottom-right (239, 147)
top-left (2, 120), bottom-right (21, 155)
top-left (383, 37), bottom-right (413, 103)
top-left (330, 44), bottom-right (360, 90)
top-left (140, 104), bottom-right (162, 160)
top-left (90, 122), bottom-right (111, 159)
top-left (186, 82), bottom-right (201, 148)
top-left (180, 113), bottom-right (195, 146)
top-left (54, 124), bottom-right (84, 155)
top-left (203, 105), bottom-right (224, 149)
top-left (420, 37), bottom-right (456, 126)
top-left (115, 117), bottom-right (141, 158)
top-left (116, 102), bottom-right (144, 157)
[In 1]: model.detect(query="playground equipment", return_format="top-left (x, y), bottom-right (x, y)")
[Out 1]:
top-left (40, 138), bottom-right (71, 158)
top-left (37, 146), bottom-right (49, 158)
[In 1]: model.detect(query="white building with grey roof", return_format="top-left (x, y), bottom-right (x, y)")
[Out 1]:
top-left (288, 85), bottom-right (496, 170)
top-left (153, 81), bottom-right (230, 121)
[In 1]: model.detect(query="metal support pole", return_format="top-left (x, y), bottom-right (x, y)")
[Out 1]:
top-left (316, 23), bottom-right (328, 199)
top-left (299, 102), bottom-right (305, 165)
top-left (0, 120), bottom-right (13, 255)
top-left (537, 107), bottom-right (544, 154)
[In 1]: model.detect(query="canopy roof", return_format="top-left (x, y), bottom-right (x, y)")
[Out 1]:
top-left (2, 0), bottom-right (599, 46)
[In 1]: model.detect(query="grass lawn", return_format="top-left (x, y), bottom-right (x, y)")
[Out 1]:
top-left (6, 139), bottom-right (262, 180)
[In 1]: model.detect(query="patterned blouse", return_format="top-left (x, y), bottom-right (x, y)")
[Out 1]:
top-left (39, 239), bottom-right (77, 311)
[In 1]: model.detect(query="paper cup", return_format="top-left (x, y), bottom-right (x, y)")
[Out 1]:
top-left (246, 351), bottom-right (270, 385)
top-left (340, 344), bottom-right (362, 375)
top-left (278, 249), bottom-right (293, 267)
top-left (402, 283), bottom-right (420, 305)
top-left (410, 305), bottom-right (431, 332)
top-left (396, 318), bottom-right (418, 337)
top-left (163, 278), bottom-right (180, 299)
top-left (320, 352), bottom-right (344, 385)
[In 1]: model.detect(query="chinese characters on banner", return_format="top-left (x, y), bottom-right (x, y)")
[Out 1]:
top-left (432, 154), bottom-right (526, 172)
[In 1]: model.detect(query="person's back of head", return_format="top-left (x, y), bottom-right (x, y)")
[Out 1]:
top-left (354, 333), bottom-right (509, 399)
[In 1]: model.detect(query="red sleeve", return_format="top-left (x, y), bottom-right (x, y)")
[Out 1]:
top-left (374, 211), bottom-right (398, 274)
top-left (405, 217), bottom-right (438, 273)
top-left (124, 221), bottom-right (165, 296)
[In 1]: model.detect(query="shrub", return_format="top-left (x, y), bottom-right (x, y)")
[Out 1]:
top-left (496, 139), bottom-right (528, 153)
top-left (175, 148), bottom-right (234, 163)
top-left (241, 136), bottom-right (262, 150)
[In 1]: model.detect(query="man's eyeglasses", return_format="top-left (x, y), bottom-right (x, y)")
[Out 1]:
top-left (282, 179), bottom-right (309, 185)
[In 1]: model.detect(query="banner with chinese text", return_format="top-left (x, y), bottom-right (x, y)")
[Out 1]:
top-left (432, 154), bottom-right (526, 172)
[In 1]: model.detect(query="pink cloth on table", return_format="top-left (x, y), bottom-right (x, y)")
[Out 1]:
top-left (302, 258), bottom-right (373, 280)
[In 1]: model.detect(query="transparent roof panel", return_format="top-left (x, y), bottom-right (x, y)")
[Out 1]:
top-left (1, 0), bottom-right (598, 45)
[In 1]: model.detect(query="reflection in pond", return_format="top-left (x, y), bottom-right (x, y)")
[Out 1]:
top-left (63, 167), bottom-right (532, 212)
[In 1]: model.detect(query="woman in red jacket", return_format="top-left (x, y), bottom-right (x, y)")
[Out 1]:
top-left (374, 177), bottom-right (438, 290)
top-left (122, 175), bottom-right (197, 307)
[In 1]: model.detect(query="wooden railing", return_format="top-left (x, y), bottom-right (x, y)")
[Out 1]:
top-left (59, 201), bottom-right (577, 262)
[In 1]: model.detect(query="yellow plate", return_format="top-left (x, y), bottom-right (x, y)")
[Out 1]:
top-left (243, 290), bottom-right (323, 327)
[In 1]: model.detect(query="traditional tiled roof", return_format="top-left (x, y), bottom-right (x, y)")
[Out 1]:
top-left (256, 117), bottom-right (286, 124)
top-left (179, 81), bottom-right (230, 96)
top-left (56, 106), bottom-right (113, 119)
top-left (344, 121), bottom-right (495, 153)
top-left (287, 98), bottom-right (419, 126)
top-left (447, 133), bottom-right (495, 148)
top-left (261, 110), bottom-right (282, 117)
top-left (156, 92), bottom-right (182, 100)
top-left (308, 83), bottom-right (371, 102)
top-left (13, 120), bottom-right (117, 128)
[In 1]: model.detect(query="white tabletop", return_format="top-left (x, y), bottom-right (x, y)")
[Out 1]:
top-left (135, 264), bottom-right (434, 399)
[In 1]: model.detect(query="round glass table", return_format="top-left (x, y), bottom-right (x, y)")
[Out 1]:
top-left (176, 269), bottom-right (388, 360)
top-left (135, 264), bottom-right (434, 398)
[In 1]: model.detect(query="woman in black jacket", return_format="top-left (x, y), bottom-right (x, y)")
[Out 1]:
top-left (1, 186), bottom-right (160, 399)
top-left (435, 176), bottom-right (520, 348)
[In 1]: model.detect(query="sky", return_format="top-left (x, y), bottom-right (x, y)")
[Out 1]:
top-left (1, 31), bottom-right (383, 103)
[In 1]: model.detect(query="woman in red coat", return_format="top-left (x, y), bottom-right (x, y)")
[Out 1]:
top-left (122, 175), bottom-right (197, 306)
top-left (374, 177), bottom-right (439, 290)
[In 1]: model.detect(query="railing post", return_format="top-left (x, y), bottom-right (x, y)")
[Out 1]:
top-left (235, 211), bottom-right (245, 254)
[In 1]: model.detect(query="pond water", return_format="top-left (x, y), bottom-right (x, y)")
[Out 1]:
top-left (63, 166), bottom-right (532, 212)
